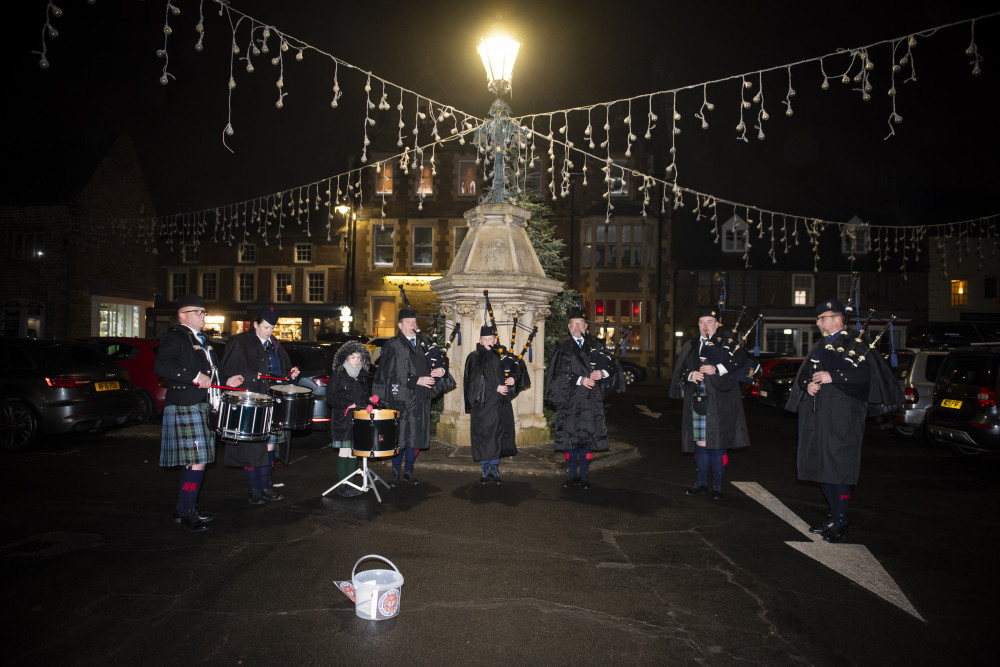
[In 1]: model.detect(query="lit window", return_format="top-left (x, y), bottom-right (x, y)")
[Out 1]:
top-left (792, 274), bottom-right (814, 306)
top-left (458, 160), bottom-right (477, 196)
top-left (416, 164), bottom-right (434, 195)
top-left (201, 272), bottom-right (217, 301)
top-left (951, 280), bottom-right (968, 307)
top-left (307, 272), bottom-right (325, 303)
top-left (295, 243), bottom-right (312, 263)
top-left (275, 272), bottom-right (292, 303)
top-left (374, 224), bottom-right (395, 267)
top-left (238, 243), bottom-right (256, 263)
top-left (722, 216), bottom-right (747, 253)
top-left (376, 163), bottom-right (394, 195)
top-left (11, 231), bottom-right (44, 260)
top-left (413, 227), bottom-right (433, 266)
top-left (182, 244), bottom-right (199, 264)
top-left (238, 272), bottom-right (255, 302)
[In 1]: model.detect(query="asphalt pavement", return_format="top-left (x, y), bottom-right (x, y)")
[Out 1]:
top-left (4, 380), bottom-right (1000, 666)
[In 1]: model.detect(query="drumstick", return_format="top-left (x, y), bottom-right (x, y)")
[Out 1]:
top-left (205, 383), bottom-right (248, 391)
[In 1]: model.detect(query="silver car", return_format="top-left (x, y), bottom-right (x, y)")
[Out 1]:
top-left (890, 348), bottom-right (949, 439)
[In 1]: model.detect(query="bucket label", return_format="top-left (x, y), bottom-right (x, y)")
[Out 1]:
top-left (378, 588), bottom-right (400, 617)
top-left (336, 581), bottom-right (356, 602)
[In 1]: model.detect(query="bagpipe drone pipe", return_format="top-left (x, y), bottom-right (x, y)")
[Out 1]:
top-left (398, 286), bottom-right (459, 398)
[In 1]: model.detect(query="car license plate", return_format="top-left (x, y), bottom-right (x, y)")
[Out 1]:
top-left (940, 399), bottom-right (962, 409)
top-left (95, 381), bottom-right (120, 391)
top-left (759, 390), bottom-right (768, 397)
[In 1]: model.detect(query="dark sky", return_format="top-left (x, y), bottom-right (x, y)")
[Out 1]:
top-left (4, 0), bottom-right (999, 228)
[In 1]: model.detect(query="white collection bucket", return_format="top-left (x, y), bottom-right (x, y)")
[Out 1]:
top-left (333, 554), bottom-right (404, 620)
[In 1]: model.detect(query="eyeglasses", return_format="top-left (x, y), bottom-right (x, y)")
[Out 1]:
top-left (816, 314), bottom-right (836, 321)
top-left (181, 309), bottom-right (208, 316)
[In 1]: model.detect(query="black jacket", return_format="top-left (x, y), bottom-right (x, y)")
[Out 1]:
top-left (325, 341), bottom-right (372, 442)
top-left (155, 324), bottom-right (218, 406)
top-left (219, 330), bottom-right (292, 394)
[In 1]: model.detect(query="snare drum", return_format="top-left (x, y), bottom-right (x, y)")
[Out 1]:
top-left (351, 409), bottom-right (400, 458)
top-left (269, 384), bottom-right (314, 431)
top-left (216, 391), bottom-right (274, 442)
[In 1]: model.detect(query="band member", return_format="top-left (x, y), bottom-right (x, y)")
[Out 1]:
top-left (219, 306), bottom-right (300, 505)
top-left (464, 324), bottom-right (529, 484)
top-left (785, 299), bottom-right (901, 542)
top-left (544, 307), bottom-right (626, 489)
top-left (372, 307), bottom-right (448, 486)
top-left (669, 306), bottom-right (751, 500)
top-left (156, 295), bottom-right (242, 532)
top-left (325, 340), bottom-right (372, 498)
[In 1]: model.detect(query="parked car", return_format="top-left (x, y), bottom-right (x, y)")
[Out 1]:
top-left (757, 369), bottom-right (799, 409)
top-left (618, 358), bottom-right (647, 385)
top-left (889, 348), bottom-right (949, 439)
top-left (0, 339), bottom-right (138, 451)
top-left (926, 344), bottom-right (1000, 459)
top-left (81, 337), bottom-right (165, 423)
top-left (744, 356), bottom-right (804, 398)
top-left (281, 340), bottom-right (342, 431)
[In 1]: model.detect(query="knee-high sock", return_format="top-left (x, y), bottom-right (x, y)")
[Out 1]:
top-left (708, 449), bottom-right (727, 489)
top-left (337, 455), bottom-right (357, 480)
top-left (694, 446), bottom-right (710, 486)
top-left (391, 449), bottom-right (402, 472)
top-left (403, 447), bottom-right (417, 474)
top-left (565, 449), bottom-right (579, 478)
top-left (244, 466), bottom-right (257, 491)
top-left (257, 464), bottom-right (273, 489)
top-left (823, 483), bottom-right (851, 517)
top-left (268, 449), bottom-right (276, 467)
top-left (579, 449), bottom-right (593, 480)
top-left (176, 468), bottom-right (204, 513)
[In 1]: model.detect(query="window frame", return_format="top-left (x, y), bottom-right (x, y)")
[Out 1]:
top-left (457, 159), bottom-right (478, 197)
top-left (306, 271), bottom-right (326, 303)
top-left (792, 273), bottom-right (814, 307)
top-left (412, 226), bottom-right (434, 267)
top-left (238, 243), bottom-right (256, 264)
top-left (237, 272), bottom-right (256, 303)
top-left (274, 271), bottom-right (293, 303)
top-left (181, 243), bottom-right (199, 264)
top-left (170, 272), bottom-right (187, 302)
top-left (416, 164), bottom-right (434, 196)
top-left (373, 223), bottom-right (396, 268)
top-left (375, 163), bottom-right (394, 196)
top-left (294, 243), bottom-right (313, 264)
top-left (721, 215), bottom-right (748, 253)
top-left (200, 271), bottom-right (218, 301)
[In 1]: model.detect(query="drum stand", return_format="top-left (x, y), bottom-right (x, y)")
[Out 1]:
top-left (321, 451), bottom-right (396, 503)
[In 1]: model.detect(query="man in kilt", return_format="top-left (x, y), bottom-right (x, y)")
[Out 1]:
top-left (156, 295), bottom-right (242, 531)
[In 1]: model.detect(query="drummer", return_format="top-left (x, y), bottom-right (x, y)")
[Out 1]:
top-left (324, 340), bottom-right (373, 498)
top-left (219, 305), bottom-right (300, 505)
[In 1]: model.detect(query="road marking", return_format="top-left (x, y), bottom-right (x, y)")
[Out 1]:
top-left (636, 404), bottom-right (662, 419)
top-left (732, 481), bottom-right (925, 622)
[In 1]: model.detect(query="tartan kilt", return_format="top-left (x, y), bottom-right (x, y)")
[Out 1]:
top-left (160, 403), bottom-right (216, 467)
top-left (330, 438), bottom-right (353, 449)
top-left (691, 409), bottom-right (707, 443)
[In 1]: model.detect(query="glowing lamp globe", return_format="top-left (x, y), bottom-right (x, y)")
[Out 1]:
top-left (477, 34), bottom-right (520, 96)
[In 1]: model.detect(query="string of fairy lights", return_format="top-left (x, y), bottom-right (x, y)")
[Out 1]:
top-left (30, 1), bottom-right (1000, 276)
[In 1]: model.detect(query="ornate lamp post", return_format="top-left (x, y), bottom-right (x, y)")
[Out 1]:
top-left (475, 32), bottom-right (522, 204)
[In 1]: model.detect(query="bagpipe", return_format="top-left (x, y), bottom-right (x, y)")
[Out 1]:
top-left (708, 274), bottom-right (765, 383)
top-left (824, 311), bottom-right (897, 369)
top-left (483, 290), bottom-right (536, 389)
top-left (398, 286), bottom-right (459, 397)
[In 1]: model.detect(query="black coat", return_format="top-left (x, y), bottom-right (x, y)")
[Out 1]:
top-left (325, 341), bottom-right (372, 442)
top-left (219, 330), bottom-right (293, 394)
top-left (464, 344), bottom-right (528, 461)
top-left (669, 337), bottom-right (751, 452)
top-left (544, 334), bottom-right (625, 452)
top-left (155, 324), bottom-right (218, 406)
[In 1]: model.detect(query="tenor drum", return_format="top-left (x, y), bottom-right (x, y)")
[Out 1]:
top-left (269, 384), bottom-right (314, 430)
top-left (217, 391), bottom-right (274, 442)
top-left (351, 409), bottom-right (400, 458)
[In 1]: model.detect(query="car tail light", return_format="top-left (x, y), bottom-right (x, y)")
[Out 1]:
top-left (904, 386), bottom-right (918, 406)
top-left (46, 375), bottom-right (93, 388)
top-left (977, 387), bottom-right (996, 409)
top-left (313, 375), bottom-right (329, 388)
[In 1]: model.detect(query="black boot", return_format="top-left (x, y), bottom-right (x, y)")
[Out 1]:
top-left (822, 516), bottom-right (848, 542)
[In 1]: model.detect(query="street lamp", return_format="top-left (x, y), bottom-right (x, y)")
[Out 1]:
top-left (475, 29), bottom-right (523, 205)
top-left (336, 204), bottom-right (356, 311)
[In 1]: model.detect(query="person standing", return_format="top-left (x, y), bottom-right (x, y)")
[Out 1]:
top-left (669, 306), bottom-right (751, 500)
top-left (464, 325), bottom-right (529, 484)
top-left (219, 306), bottom-right (300, 505)
top-left (785, 298), bottom-right (901, 542)
top-left (372, 308), bottom-right (447, 487)
top-left (156, 295), bottom-right (242, 532)
top-left (544, 307), bottom-right (625, 489)
top-left (325, 340), bottom-right (372, 498)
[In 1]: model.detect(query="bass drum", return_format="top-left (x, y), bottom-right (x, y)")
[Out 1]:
top-left (216, 391), bottom-right (273, 442)
top-left (269, 384), bottom-right (314, 431)
top-left (351, 409), bottom-right (400, 458)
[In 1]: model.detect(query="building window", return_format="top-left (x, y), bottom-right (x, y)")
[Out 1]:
top-left (373, 224), bottom-right (395, 267)
top-left (182, 244), bottom-right (199, 264)
top-left (454, 226), bottom-right (469, 256)
top-left (792, 274), bottom-right (814, 306)
top-left (376, 163), bottom-right (394, 195)
top-left (416, 164), bottom-right (434, 195)
top-left (595, 224), bottom-right (617, 268)
top-left (238, 272), bottom-right (255, 302)
top-left (841, 225), bottom-right (870, 255)
top-left (609, 160), bottom-right (629, 197)
top-left (412, 226), bottom-right (433, 266)
top-left (371, 297), bottom-right (396, 337)
top-left (306, 272), bottom-right (325, 303)
top-left (201, 272), bottom-right (217, 301)
top-left (951, 279), bottom-right (968, 307)
top-left (837, 274), bottom-right (854, 305)
top-left (722, 215), bottom-right (748, 253)
top-left (620, 224), bottom-right (643, 267)
top-left (170, 273), bottom-right (187, 302)
top-left (238, 243), bottom-right (256, 263)
top-left (458, 159), bottom-right (478, 196)
top-left (275, 272), bottom-right (292, 303)
top-left (985, 276), bottom-right (997, 300)
top-left (294, 243), bottom-right (312, 263)
top-left (10, 231), bottom-right (44, 260)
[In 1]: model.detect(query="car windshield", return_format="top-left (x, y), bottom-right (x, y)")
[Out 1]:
top-left (285, 345), bottom-right (335, 372)
top-left (941, 356), bottom-right (996, 387)
top-left (46, 344), bottom-right (107, 368)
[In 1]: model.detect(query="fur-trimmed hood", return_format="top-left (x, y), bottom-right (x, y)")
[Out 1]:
top-left (333, 340), bottom-right (372, 373)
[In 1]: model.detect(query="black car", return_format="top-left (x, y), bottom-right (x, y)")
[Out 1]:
top-left (0, 339), bottom-right (138, 450)
top-left (757, 369), bottom-right (799, 409)
top-left (926, 344), bottom-right (1000, 459)
top-left (618, 359), bottom-right (647, 385)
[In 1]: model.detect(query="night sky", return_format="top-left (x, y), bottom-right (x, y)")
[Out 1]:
top-left (4, 0), bottom-right (999, 229)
